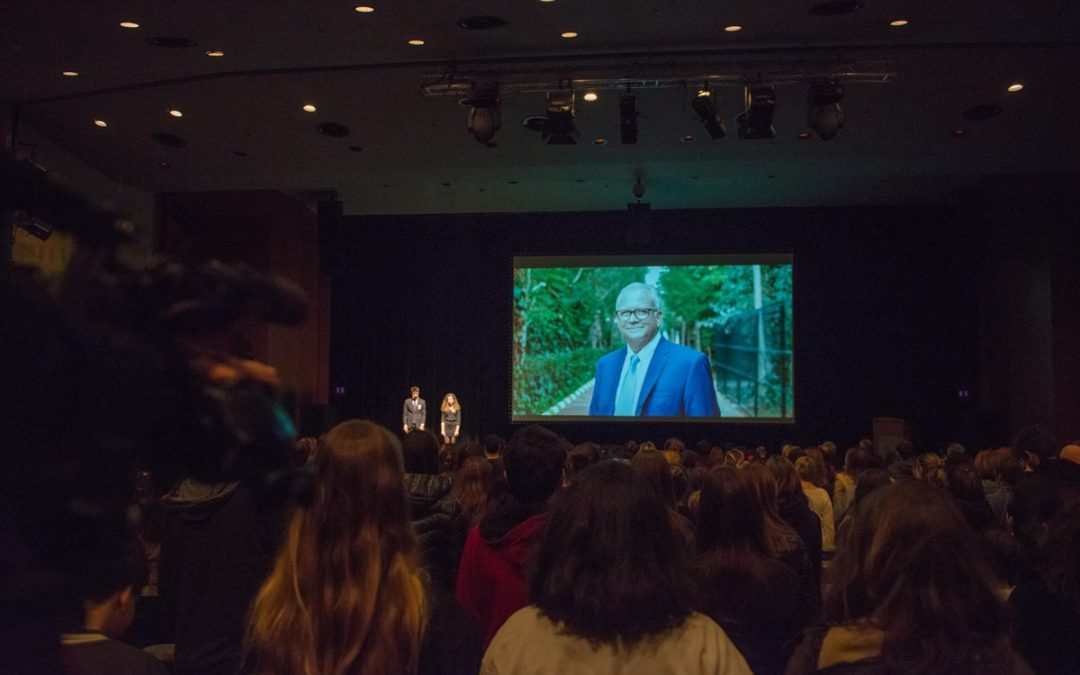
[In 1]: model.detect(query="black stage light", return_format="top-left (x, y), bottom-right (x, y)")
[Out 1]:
top-left (620, 93), bottom-right (638, 144)
top-left (465, 84), bottom-right (502, 144)
top-left (543, 90), bottom-right (577, 144)
top-left (807, 79), bottom-right (845, 140)
top-left (690, 87), bottom-right (726, 139)
top-left (737, 84), bottom-right (776, 139)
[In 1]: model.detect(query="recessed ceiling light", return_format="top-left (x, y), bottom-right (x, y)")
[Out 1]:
top-left (798, 131), bottom-right (812, 139)
top-left (206, 50), bottom-right (225, 57)
top-left (93, 119), bottom-right (108, 128)
top-left (354, 5), bottom-right (375, 12)
top-left (890, 19), bottom-right (909, 27)
top-left (302, 103), bottom-right (318, 112)
top-left (407, 38), bottom-right (425, 45)
top-left (583, 92), bottom-right (598, 102)
top-left (953, 128), bottom-right (966, 137)
top-left (169, 109), bottom-right (183, 118)
top-left (119, 21), bottom-right (140, 29)
top-left (62, 71), bottom-right (79, 77)
top-left (682, 134), bottom-right (695, 142)
top-left (561, 31), bottom-right (578, 38)
top-left (1007, 83), bottom-right (1024, 92)
top-left (724, 25), bottom-right (743, 32)
top-left (593, 137), bottom-right (607, 145)
top-left (539, 0), bottom-right (557, 3)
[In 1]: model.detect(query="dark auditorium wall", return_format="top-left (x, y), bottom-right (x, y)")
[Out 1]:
top-left (329, 205), bottom-right (985, 450)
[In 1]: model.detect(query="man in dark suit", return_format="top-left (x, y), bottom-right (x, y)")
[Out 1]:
top-left (589, 282), bottom-right (720, 417)
top-left (403, 386), bottom-right (426, 432)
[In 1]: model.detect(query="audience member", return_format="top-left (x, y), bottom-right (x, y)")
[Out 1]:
top-left (913, 452), bottom-right (946, 487)
top-left (63, 538), bottom-right (167, 675)
top-left (565, 441), bottom-right (601, 480)
top-left (663, 437), bottom-right (686, 465)
top-left (946, 461), bottom-right (996, 530)
top-left (796, 456), bottom-right (835, 556)
top-left (482, 461), bottom-right (752, 675)
top-left (835, 467), bottom-right (892, 548)
top-left (243, 420), bottom-right (481, 675)
top-left (1011, 424), bottom-right (1080, 555)
top-left (451, 455), bottom-right (496, 530)
top-left (766, 457), bottom-right (824, 575)
top-left (402, 429), bottom-right (465, 590)
top-left (695, 467), bottom-right (802, 675)
top-left (786, 481), bottom-right (1033, 674)
top-left (456, 425), bottom-right (567, 647)
top-left (631, 447), bottom-right (695, 549)
top-left (978, 447), bottom-right (1024, 526)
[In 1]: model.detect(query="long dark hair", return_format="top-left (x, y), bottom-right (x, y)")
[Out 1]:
top-left (530, 461), bottom-right (692, 645)
top-left (450, 455), bottom-right (494, 528)
top-left (695, 468), bottom-right (773, 595)
top-left (826, 481), bottom-right (1010, 673)
top-left (741, 462), bottom-right (799, 558)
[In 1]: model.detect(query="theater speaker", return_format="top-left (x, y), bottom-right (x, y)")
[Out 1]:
top-left (318, 199), bottom-right (343, 277)
top-left (872, 417), bottom-right (911, 456)
top-left (627, 202), bottom-right (651, 244)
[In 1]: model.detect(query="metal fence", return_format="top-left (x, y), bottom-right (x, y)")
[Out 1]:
top-left (711, 301), bottom-right (793, 417)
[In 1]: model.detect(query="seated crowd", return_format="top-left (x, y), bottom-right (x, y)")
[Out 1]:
top-left (78, 424), bottom-right (1080, 675)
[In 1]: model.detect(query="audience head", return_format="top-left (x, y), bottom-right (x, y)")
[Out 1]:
top-left (566, 442), bottom-right (601, 479)
top-left (983, 447), bottom-right (1025, 485)
top-left (852, 468), bottom-right (891, 509)
top-left (483, 434), bottom-right (505, 459)
top-left (401, 429), bottom-right (440, 474)
top-left (681, 449), bottom-right (700, 470)
top-left (914, 452), bottom-right (945, 487)
top-left (530, 461), bottom-right (692, 646)
top-left (765, 456), bottom-right (803, 503)
top-left (451, 455), bottom-right (495, 528)
top-left (794, 455), bottom-right (823, 486)
top-left (946, 462), bottom-right (987, 503)
top-left (827, 481), bottom-right (1009, 673)
top-left (503, 425), bottom-right (566, 503)
top-left (844, 445), bottom-right (882, 475)
top-left (1011, 424), bottom-right (1058, 463)
top-left (630, 447), bottom-right (676, 509)
top-left (74, 537), bottom-right (148, 637)
top-left (246, 420), bottom-right (425, 675)
top-left (696, 467), bottom-right (765, 556)
top-left (723, 448), bottom-right (745, 469)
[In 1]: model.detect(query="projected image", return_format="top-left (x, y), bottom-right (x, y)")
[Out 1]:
top-left (512, 256), bottom-right (794, 421)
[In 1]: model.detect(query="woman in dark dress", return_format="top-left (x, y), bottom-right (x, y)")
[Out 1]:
top-left (440, 393), bottom-right (461, 445)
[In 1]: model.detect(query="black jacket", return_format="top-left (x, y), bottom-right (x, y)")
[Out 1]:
top-left (404, 473), bottom-right (465, 590)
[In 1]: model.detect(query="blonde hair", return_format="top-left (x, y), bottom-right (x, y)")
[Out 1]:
top-left (244, 420), bottom-right (427, 675)
top-left (440, 393), bottom-right (460, 413)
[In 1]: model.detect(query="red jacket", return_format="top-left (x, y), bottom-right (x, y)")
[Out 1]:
top-left (454, 512), bottom-right (547, 648)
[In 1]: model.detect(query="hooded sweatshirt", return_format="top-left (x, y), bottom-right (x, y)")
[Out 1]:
top-left (160, 479), bottom-right (284, 675)
top-left (454, 496), bottom-right (547, 648)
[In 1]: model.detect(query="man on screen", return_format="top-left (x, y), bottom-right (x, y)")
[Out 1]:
top-left (589, 282), bottom-right (721, 417)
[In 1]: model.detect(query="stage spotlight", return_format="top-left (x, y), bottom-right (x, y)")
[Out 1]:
top-left (737, 84), bottom-right (776, 139)
top-left (620, 93), bottom-right (638, 144)
top-left (465, 84), bottom-right (501, 144)
top-left (807, 79), bottom-right (845, 140)
top-left (690, 86), bottom-right (726, 139)
top-left (543, 90), bottom-right (577, 144)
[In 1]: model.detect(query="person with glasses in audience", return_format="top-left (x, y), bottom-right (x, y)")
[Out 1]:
top-left (589, 282), bottom-right (721, 417)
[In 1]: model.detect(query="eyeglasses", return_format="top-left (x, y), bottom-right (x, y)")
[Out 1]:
top-left (615, 308), bottom-right (657, 321)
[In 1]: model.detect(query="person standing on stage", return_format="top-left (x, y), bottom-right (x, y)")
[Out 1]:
top-left (403, 386), bottom-right (426, 433)
top-left (440, 394), bottom-right (461, 445)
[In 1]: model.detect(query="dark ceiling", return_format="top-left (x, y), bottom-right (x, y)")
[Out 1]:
top-left (4, 1), bottom-right (1080, 214)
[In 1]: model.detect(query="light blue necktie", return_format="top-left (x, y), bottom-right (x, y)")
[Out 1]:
top-left (615, 354), bottom-right (640, 415)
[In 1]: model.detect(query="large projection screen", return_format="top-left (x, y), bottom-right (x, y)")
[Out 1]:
top-left (512, 255), bottom-right (794, 423)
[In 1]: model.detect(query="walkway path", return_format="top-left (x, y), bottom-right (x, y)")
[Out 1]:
top-left (548, 379), bottom-right (748, 417)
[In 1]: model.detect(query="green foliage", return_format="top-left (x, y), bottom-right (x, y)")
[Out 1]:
top-left (512, 347), bottom-right (605, 415)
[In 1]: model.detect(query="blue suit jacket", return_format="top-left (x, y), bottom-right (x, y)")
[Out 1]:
top-left (588, 337), bottom-right (721, 417)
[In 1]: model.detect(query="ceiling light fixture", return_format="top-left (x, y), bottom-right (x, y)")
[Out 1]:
top-left (169, 109), bottom-right (183, 118)
top-left (594, 137), bottom-right (607, 145)
top-left (798, 131), bottom-right (812, 139)
top-left (691, 85), bottom-right (726, 139)
top-left (119, 21), bottom-right (140, 29)
top-left (620, 93), bottom-right (638, 144)
top-left (724, 25), bottom-right (743, 32)
top-left (465, 84), bottom-right (502, 144)
top-left (953, 128), bottom-right (966, 137)
top-left (1007, 83), bottom-right (1024, 92)
top-left (93, 119), bottom-right (108, 128)
top-left (62, 71), bottom-right (79, 77)
top-left (807, 79), bottom-right (844, 140)
top-left (354, 5), bottom-right (375, 12)
top-left (583, 92), bottom-right (598, 102)
top-left (560, 31), bottom-right (578, 38)
top-left (681, 134), bottom-right (695, 142)
top-left (737, 84), bottom-right (776, 139)
top-left (407, 39), bottom-right (425, 45)
top-left (206, 50), bottom-right (224, 57)
top-left (543, 89), bottom-right (577, 144)
top-left (890, 19), bottom-right (909, 27)
top-left (303, 104), bottom-right (318, 112)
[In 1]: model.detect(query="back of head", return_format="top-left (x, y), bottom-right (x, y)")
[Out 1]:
top-left (401, 429), bottom-right (440, 474)
top-left (631, 447), bottom-right (676, 508)
top-left (483, 434), bottom-right (505, 458)
top-left (827, 481), bottom-right (1007, 673)
top-left (73, 537), bottom-right (148, 635)
top-left (985, 446), bottom-right (1024, 485)
top-left (844, 445), bottom-right (883, 475)
top-left (697, 467), bottom-right (765, 555)
top-left (531, 461), bottom-right (691, 646)
top-left (503, 425), bottom-right (566, 503)
top-left (246, 419), bottom-right (425, 675)
top-left (451, 455), bottom-right (495, 527)
top-left (946, 462), bottom-right (987, 503)
top-left (1012, 424), bottom-right (1058, 463)
top-left (566, 442), bottom-right (601, 478)
top-left (766, 456), bottom-right (803, 502)
top-left (853, 468), bottom-right (891, 510)
top-left (794, 455), bottom-right (821, 486)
